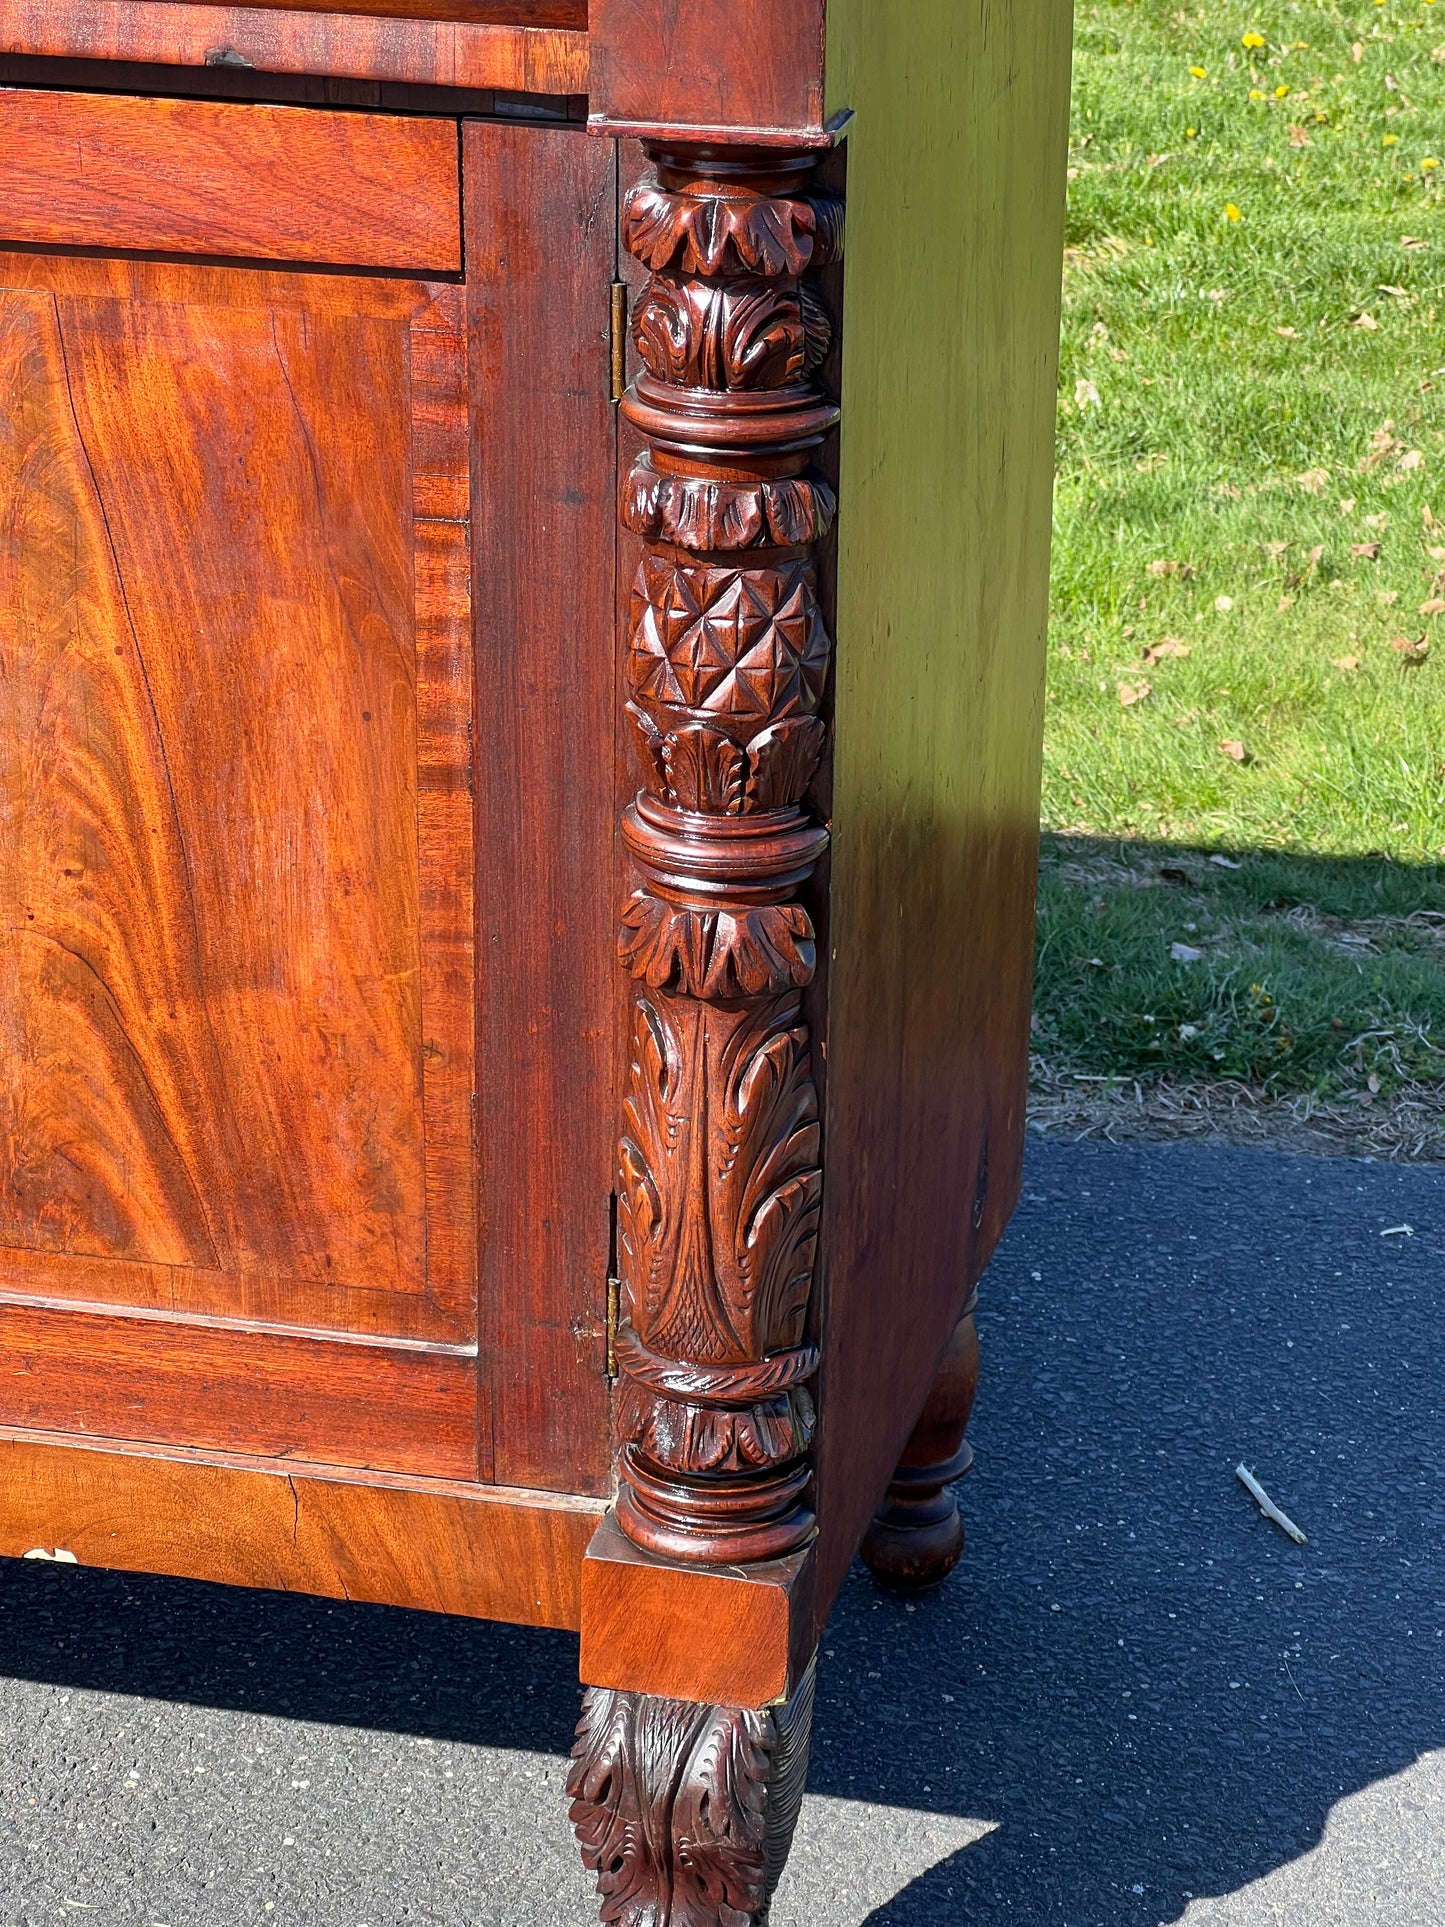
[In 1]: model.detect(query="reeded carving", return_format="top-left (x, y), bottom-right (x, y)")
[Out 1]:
top-left (569, 1662), bottom-right (817, 1927)
top-left (610, 144), bottom-right (841, 1571)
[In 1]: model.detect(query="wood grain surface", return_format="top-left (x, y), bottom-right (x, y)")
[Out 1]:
top-left (0, 244), bottom-right (482, 1467)
top-left (0, 1301), bottom-right (478, 1473)
top-left (0, 1428), bottom-right (603, 1626)
top-left (578, 1514), bottom-right (814, 1709)
top-left (808, 0), bottom-right (1074, 1633)
top-left (184, 0), bottom-right (584, 21)
top-left (0, 3), bottom-right (587, 94)
top-left (466, 120), bottom-right (619, 1495)
top-left (0, 88), bottom-right (460, 268)
top-left (588, 0), bottom-right (827, 138)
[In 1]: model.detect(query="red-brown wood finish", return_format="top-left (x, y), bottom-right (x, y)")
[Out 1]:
top-left (859, 1291), bottom-right (981, 1590)
top-left (0, 2), bottom-right (587, 92)
top-left (0, 16), bottom-right (1070, 1926)
top-left (465, 119), bottom-right (620, 1495)
top-left (606, 145), bottom-right (842, 1567)
top-left (0, 88), bottom-right (461, 269)
top-left (0, 1427), bottom-right (604, 1627)
top-left (579, 1513), bottom-right (814, 1707)
top-left (0, 233), bottom-right (480, 1467)
top-left (588, 0), bottom-right (828, 142)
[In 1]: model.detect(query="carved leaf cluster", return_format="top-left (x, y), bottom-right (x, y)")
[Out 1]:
top-left (568, 1691), bottom-right (772, 1927)
top-left (628, 706), bottom-right (825, 816)
top-left (616, 1374), bottom-right (815, 1475)
top-left (618, 996), bottom-right (821, 1366)
top-left (620, 892), bottom-right (816, 1000)
top-left (632, 274), bottom-right (808, 391)
top-left (624, 458), bottom-right (836, 554)
top-left (624, 185), bottom-right (844, 279)
top-left (568, 1671), bottom-right (816, 1927)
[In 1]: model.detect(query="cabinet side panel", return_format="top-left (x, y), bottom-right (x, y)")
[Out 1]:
top-left (467, 121), bottom-right (618, 1494)
top-left (813, 0), bottom-right (1074, 1625)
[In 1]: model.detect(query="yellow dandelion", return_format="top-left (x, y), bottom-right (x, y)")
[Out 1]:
top-left (1241, 31), bottom-right (1266, 47)
top-left (1384, 132), bottom-right (1401, 146)
top-left (1186, 126), bottom-right (1198, 138)
top-left (1250, 87), bottom-right (1266, 99)
top-left (1423, 157), bottom-right (1440, 169)
top-left (1189, 64), bottom-right (1207, 78)
top-left (1275, 83), bottom-right (1290, 97)
top-left (1225, 202), bottom-right (1242, 220)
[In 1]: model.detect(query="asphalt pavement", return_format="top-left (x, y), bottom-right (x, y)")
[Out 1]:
top-left (2, 1137), bottom-right (1442, 1926)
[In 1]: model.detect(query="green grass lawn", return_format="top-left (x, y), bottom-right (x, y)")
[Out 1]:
top-left (1037, 0), bottom-right (1445, 1132)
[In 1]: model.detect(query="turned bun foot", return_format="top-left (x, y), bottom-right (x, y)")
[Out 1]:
top-left (860, 1437), bottom-right (972, 1590)
top-left (861, 1291), bottom-right (979, 1593)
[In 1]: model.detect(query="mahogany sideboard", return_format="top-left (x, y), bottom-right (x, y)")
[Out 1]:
top-left (0, 3), bottom-right (1072, 1918)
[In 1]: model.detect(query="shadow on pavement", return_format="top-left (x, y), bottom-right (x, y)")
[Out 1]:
top-left (2, 1138), bottom-right (1441, 1926)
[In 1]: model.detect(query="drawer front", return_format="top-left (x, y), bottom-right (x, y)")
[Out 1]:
top-left (0, 88), bottom-right (461, 270)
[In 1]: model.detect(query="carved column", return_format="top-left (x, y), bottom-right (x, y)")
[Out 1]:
top-left (569, 143), bottom-right (841, 1927)
top-left (612, 146), bottom-right (841, 1568)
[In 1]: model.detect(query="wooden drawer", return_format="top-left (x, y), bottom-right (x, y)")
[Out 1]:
top-left (0, 87), bottom-right (461, 269)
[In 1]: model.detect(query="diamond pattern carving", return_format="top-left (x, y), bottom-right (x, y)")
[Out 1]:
top-left (629, 557), bottom-right (830, 727)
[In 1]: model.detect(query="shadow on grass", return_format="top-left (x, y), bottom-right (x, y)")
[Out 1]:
top-left (3, 1138), bottom-right (1442, 1924)
top-left (1035, 833), bottom-right (1445, 1102)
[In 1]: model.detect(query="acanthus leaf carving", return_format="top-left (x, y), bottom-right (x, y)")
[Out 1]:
top-left (619, 892), bottom-right (816, 1000)
top-left (744, 718), bottom-right (826, 813)
top-left (799, 283), bottom-right (833, 373)
top-left (568, 1664), bottom-right (816, 1927)
top-left (662, 723), bottom-right (746, 814)
top-left (632, 274), bottom-right (807, 391)
top-left (618, 994), bottom-right (820, 1367)
top-left (608, 145), bottom-right (838, 1575)
top-left (616, 1369), bottom-right (815, 1475)
top-left (623, 184), bottom-right (843, 279)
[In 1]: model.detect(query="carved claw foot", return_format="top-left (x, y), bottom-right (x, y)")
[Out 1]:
top-left (567, 1660), bottom-right (816, 1927)
top-left (860, 1292), bottom-right (979, 1592)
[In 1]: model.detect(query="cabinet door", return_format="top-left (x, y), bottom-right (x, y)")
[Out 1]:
top-left (0, 184), bottom-right (478, 1475)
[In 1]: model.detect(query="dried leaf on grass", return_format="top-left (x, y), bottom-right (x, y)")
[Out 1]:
top-left (1361, 421), bottom-right (1405, 470)
top-left (1118, 679), bottom-right (1152, 706)
top-left (1142, 637), bottom-right (1191, 663)
top-left (1333, 654), bottom-right (1362, 672)
top-left (1219, 738), bottom-right (1250, 762)
top-left (1391, 634), bottom-right (1431, 664)
top-left (1296, 467), bottom-right (1330, 494)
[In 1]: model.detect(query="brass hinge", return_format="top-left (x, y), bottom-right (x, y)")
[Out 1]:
top-left (605, 1274), bottom-right (621, 1379)
top-left (610, 280), bottom-right (628, 402)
